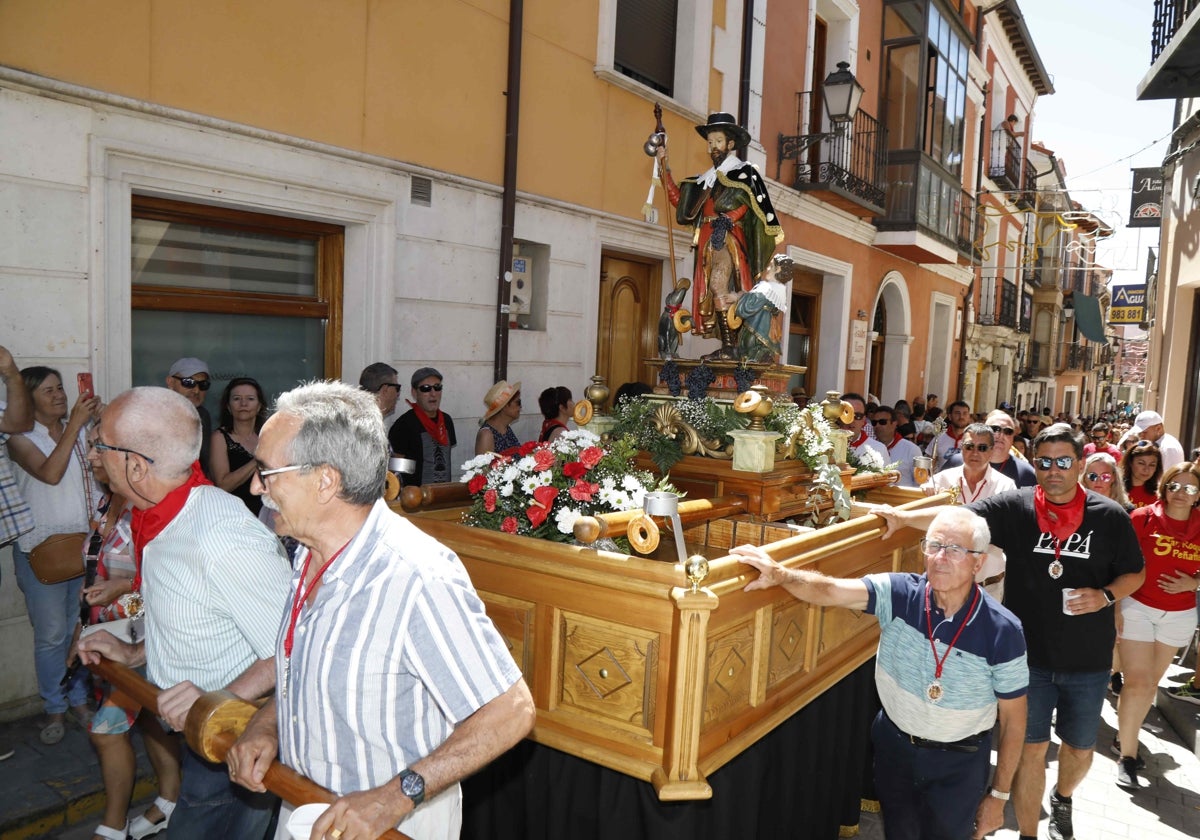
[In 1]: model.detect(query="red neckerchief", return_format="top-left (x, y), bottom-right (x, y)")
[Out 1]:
top-left (886, 434), bottom-right (903, 452)
top-left (1034, 484), bottom-right (1086, 560)
top-left (849, 430), bottom-right (868, 449)
top-left (406, 401), bottom-right (449, 446)
top-left (946, 427), bottom-right (964, 445)
top-left (129, 461), bottom-right (212, 589)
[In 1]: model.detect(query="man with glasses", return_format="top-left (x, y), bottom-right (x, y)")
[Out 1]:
top-left (358, 362), bottom-right (403, 429)
top-left (735, 507), bottom-right (1028, 840)
top-left (226, 381), bottom-right (533, 840)
top-left (840, 392), bottom-right (888, 467)
top-left (871, 405), bottom-right (921, 487)
top-left (880, 423), bottom-right (1145, 840)
top-left (78, 386), bottom-right (291, 840)
top-left (937, 410), bottom-right (1037, 489)
top-left (388, 367), bottom-right (457, 486)
top-left (1083, 422), bottom-right (1122, 464)
top-left (165, 357), bottom-right (214, 479)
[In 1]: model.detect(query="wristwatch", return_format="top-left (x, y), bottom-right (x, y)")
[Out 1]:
top-left (398, 768), bottom-right (425, 808)
top-left (1101, 587), bottom-right (1116, 606)
top-left (988, 787), bottom-right (1011, 801)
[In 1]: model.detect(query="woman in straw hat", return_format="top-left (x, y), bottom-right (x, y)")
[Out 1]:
top-left (475, 380), bottom-right (522, 456)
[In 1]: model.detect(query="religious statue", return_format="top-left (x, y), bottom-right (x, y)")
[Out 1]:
top-left (732, 252), bottom-right (792, 363)
top-left (657, 112), bottom-right (784, 360)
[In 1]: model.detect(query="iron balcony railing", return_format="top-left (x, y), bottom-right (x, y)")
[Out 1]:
top-left (1019, 291), bottom-right (1032, 334)
top-left (989, 128), bottom-right (1022, 190)
top-left (1028, 340), bottom-right (1052, 377)
top-left (956, 189), bottom-right (983, 260)
top-left (778, 92), bottom-right (888, 211)
top-left (1152, 0), bottom-right (1200, 62)
top-left (1016, 157), bottom-right (1037, 210)
top-left (976, 276), bottom-right (1018, 328)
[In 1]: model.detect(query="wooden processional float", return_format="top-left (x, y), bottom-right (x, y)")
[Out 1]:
top-left (397, 450), bottom-right (946, 802)
top-left (87, 659), bottom-right (413, 840)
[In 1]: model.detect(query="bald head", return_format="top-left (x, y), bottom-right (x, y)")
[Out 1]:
top-left (107, 387), bottom-right (202, 479)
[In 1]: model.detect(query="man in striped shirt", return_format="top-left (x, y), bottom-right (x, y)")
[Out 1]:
top-left (79, 386), bottom-right (292, 839)
top-left (735, 507), bottom-right (1028, 840)
top-left (227, 380), bottom-right (534, 840)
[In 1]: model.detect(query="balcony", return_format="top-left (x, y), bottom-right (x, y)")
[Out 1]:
top-left (1139, 0), bottom-right (1200, 99)
top-left (977, 276), bottom-right (1018, 328)
top-left (1027, 340), bottom-right (1052, 378)
top-left (955, 190), bottom-right (984, 261)
top-left (989, 128), bottom-right (1022, 190)
top-left (1058, 343), bottom-right (1093, 372)
top-left (777, 92), bottom-right (888, 217)
top-left (1016, 158), bottom-right (1038, 210)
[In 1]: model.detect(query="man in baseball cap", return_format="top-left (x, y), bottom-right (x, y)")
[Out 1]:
top-left (387, 367), bottom-right (457, 485)
top-left (1127, 409), bottom-right (1185, 468)
top-left (165, 356), bottom-right (213, 477)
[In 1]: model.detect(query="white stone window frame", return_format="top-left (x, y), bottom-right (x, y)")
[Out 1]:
top-left (90, 135), bottom-right (396, 399)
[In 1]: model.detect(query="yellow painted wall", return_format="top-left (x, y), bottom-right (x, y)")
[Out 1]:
top-left (0, 0), bottom-right (718, 224)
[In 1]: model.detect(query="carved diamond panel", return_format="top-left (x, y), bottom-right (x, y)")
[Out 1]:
top-left (704, 620), bottom-right (755, 725)
top-left (558, 610), bottom-right (658, 738)
top-left (767, 600), bottom-right (809, 688)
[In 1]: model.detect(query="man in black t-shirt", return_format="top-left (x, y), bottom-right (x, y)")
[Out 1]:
top-left (880, 423), bottom-right (1145, 840)
top-left (388, 367), bottom-right (457, 486)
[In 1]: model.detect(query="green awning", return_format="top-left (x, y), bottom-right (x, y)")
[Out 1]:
top-left (1073, 293), bottom-right (1108, 345)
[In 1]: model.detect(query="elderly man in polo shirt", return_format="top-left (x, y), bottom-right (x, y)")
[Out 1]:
top-left (736, 507), bottom-right (1028, 840)
top-left (78, 387), bottom-right (291, 840)
top-left (227, 380), bottom-right (534, 840)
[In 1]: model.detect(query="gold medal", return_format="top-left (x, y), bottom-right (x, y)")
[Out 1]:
top-left (927, 681), bottom-right (943, 702)
top-left (1048, 559), bottom-right (1063, 579)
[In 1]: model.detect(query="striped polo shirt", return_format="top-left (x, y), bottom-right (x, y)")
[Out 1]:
top-left (865, 573), bottom-right (1027, 742)
top-left (141, 485), bottom-right (291, 691)
top-left (276, 499), bottom-right (522, 806)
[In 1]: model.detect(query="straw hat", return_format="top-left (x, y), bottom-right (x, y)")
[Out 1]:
top-left (482, 380), bottom-right (521, 423)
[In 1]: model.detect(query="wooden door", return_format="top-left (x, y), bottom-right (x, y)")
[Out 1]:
top-left (597, 254), bottom-right (660, 392)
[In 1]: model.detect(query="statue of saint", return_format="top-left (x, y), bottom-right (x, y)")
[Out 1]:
top-left (657, 112), bottom-right (784, 360)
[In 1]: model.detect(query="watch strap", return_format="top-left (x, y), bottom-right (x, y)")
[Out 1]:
top-left (398, 768), bottom-right (425, 807)
top-left (988, 787), bottom-right (1011, 801)
top-left (1102, 587), bottom-right (1116, 606)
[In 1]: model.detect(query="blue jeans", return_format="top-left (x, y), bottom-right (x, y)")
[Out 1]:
top-left (169, 746), bottom-right (278, 840)
top-left (871, 711), bottom-right (991, 840)
top-left (12, 543), bottom-right (88, 714)
top-left (1025, 666), bottom-right (1109, 749)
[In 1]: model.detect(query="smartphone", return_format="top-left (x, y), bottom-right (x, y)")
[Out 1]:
top-left (77, 372), bottom-right (94, 400)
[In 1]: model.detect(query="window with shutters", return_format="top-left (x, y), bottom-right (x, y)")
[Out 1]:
top-left (614, 0), bottom-right (677, 95)
top-left (596, 0), bottom-right (708, 116)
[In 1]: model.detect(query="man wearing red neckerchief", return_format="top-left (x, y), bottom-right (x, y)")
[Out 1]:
top-left (840, 392), bottom-right (888, 467)
top-left (880, 423), bottom-right (1145, 840)
top-left (388, 367), bottom-right (458, 486)
top-left (871, 405), bottom-right (922, 487)
top-left (927, 400), bottom-right (971, 473)
top-left (78, 386), bottom-right (291, 840)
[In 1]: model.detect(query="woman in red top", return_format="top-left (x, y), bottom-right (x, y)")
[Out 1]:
top-left (1114, 461), bottom-right (1200, 788)
top-left (1123, 440), bottom-right (1162, 508)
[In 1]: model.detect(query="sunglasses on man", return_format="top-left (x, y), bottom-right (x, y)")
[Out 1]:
top-left (961, 442), bottom-right (990, 452)
top-left (988, 425), bottom-right (1015, 436)
top-left (172, 375), bottom-right (211, 391)
top-left (417, 383), bottom-right (444, 393)
top-left (1033, 455), bottom-right (1074, 471)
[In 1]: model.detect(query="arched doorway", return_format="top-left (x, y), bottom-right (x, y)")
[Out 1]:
top-left (866, 272), bottom-right (913, 405)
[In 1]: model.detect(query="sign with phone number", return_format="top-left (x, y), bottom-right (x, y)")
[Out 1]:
top-left (1108, 306), bottom-right (1144, 324)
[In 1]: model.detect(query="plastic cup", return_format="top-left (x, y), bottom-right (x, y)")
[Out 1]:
top-left (1062, 588), bottom-right (1080, 615)
top-left (286, 803), bottom-right (330, 840)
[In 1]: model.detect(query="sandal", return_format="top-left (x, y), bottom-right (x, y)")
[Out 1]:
top-left (39, 719), bottom-right (65, 745)
top-left (129, 796), bottom-right (175, 840)
top-left (92, 821), bottom-right (128, 840)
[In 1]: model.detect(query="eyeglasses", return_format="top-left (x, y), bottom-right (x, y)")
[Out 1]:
top-left (379, 383), bottom-right (402, 393)
top-left (1090, 434), bottom-right (1108, 440)
top-left (171, 376), bottom-right (211, 391)
top-left (1033, 455), bottom-right (1075, 471)
top-left (961, 442), bottom-right (991, 452)
top-left (1163, 482), bottom-right (1200, 496)
top-left (871, 418), bottom-right (892, 425)
top-left (989, 425), bottom-right (1015, 436)
top-left (920, 538), bottom-right (984, 561)
top-left (417, 383), bottom-right (444, 393)
top-left (255, 463), bottom-right (312, 484)
top-left (91, 441), bottom-right (156, 464)
top-left (1085, 472), bottom-right (1114, 483)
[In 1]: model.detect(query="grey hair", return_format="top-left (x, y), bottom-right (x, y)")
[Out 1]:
top-left (962, 422), bottom-right (995, 447)
top-left (273, 380), bottom-right (387, 506)
top-left (109, 387), bottom-right (201, 479)
top-left (931, 506), bottom-right (991, 552)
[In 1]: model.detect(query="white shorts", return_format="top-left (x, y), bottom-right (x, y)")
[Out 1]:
top-left (1119, 597), bottom-right (1199, 648)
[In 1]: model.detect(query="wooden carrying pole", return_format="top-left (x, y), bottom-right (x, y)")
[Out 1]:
top-left (87, 658), bottom-right (412, 840)
top-left (573, 495), bottom-right (749, 544)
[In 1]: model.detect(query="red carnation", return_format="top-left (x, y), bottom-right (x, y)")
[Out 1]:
top-left (501, 516), bottom-right (518, 534)
top-left (468, 474), bottom-right (487, 494)
top-left (579, 446), bottom-right (604, 469)
top-left (569, 479), bottom-right (598, 502)
top-left (526, 485), bottom-right (559, 528)
top-left (518, 440), bottom-right (539, 457)
top-left (484, 488), bottom-right (498, 512)
top-left (562, 461), bottom-right (587, 479)
top-left (533, 449), bottom-right (556, 471)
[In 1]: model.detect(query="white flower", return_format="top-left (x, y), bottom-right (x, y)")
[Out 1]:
top-left (626, 486), bottom-right (647, 510)
top-left (516, 455), bottom-right (537, 473)
top-left (555, 506), bottom-right (583, 535)
top-left (500, 465), bottom-right (522, 486)
top-left (460, 453), bottom-right (495, 478)
top-left (621, 475), bottom-right (642, 491)
top-left (520, 472), bottom-right (553, 494)
top-left (500, 482), bottom-right (515, 497)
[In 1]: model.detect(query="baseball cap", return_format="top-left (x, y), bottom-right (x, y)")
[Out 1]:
top-left (168, 357), bottom-right (209, 378)
top-left (1133, 410), bottom-right (1164, 431)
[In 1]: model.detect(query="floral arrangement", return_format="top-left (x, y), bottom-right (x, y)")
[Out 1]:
top-left (460, 429), bottom-right (661, 543)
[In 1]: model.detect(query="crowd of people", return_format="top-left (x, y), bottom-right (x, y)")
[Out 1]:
top-left (739, 394), bottom-right (1200, 840)
top-left (0, 349), bottom-right (546, 840)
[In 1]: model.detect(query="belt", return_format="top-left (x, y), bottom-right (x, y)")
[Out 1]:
top-left (885, 713), bottom-right (988, 753)
top-left (982, 571), bottom-right (1006, 587)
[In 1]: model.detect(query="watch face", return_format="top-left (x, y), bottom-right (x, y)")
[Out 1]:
top-left (401, 770), bottom-right (424, 800)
